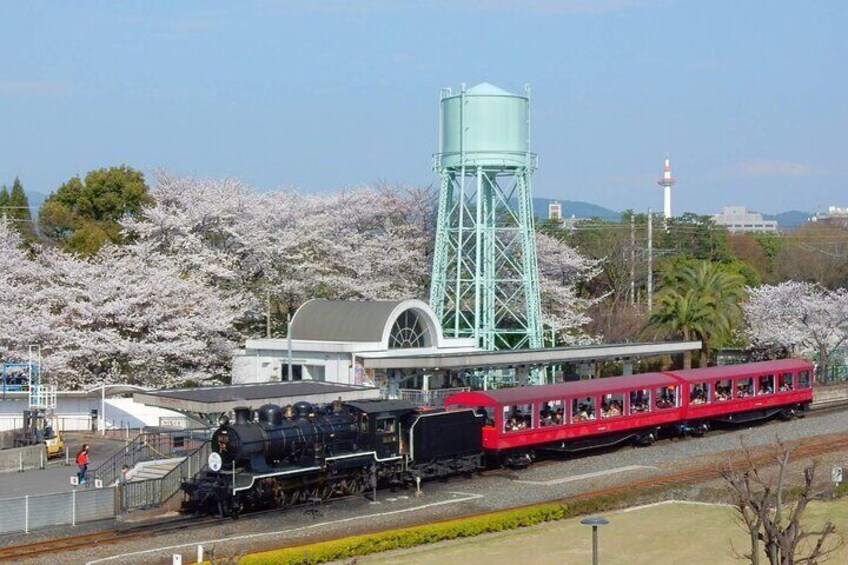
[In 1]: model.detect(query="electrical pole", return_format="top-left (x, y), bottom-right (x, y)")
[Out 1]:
top-left (266, 290), bottom-right (271, 339)
top-left (629, 213), bottom-right (635, 306)
top-left (647, 209), bottom-right (653, 312)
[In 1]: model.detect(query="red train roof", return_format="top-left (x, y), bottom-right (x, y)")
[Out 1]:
top-left (664, 359), bottom-right (812, 382)
top-left (446, 372), bottom-right (679, 407)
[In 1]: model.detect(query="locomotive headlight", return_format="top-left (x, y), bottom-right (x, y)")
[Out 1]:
top-left (208, 452), bottom-right (223, 472)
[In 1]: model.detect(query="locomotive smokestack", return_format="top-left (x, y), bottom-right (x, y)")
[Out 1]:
top-left (234, 406), bottom-right (251, 425)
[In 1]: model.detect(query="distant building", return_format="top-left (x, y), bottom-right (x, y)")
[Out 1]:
top-left (811, 206), bottom-right (848, 228)
top-left (548, 201), bottom-right (562, 222)
top-left (712, 206), bottom-right (778, 233)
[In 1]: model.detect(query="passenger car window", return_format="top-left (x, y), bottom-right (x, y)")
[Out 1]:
top-left (655, 386), bottom-right (678, 409)
top-left (629, 389), bottom-right (650, 414)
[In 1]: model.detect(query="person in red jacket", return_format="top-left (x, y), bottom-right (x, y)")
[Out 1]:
top-left (75, 444), bottom-right (90, 485)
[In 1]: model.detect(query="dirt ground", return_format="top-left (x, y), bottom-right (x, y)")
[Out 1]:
top-left (352, 499), bottom-right (848, 565)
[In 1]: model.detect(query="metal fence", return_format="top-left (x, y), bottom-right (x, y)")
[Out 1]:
top-left (0, 444), bottom-right (46, 473)
top-left (396, 387), bottom-right (470, 407)
top-left (91, 428), bottom-right (209, 488)
top-left (0, 487), bottom-right (116, 535)
top-left (121, 441), bottom-right (211, 510)
top-left (818, 365), bottom-right (848, 384)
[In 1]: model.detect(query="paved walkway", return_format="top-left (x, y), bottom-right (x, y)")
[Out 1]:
top-left (0, 434), bottom-right (128, 498)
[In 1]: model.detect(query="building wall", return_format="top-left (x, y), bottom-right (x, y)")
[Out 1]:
top-left (0, 397), bottom-right (185, 432)
top-left (233, 349), bottom-right (356, 386)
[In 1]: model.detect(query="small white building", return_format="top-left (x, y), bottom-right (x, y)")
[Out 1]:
top-left (232, 299), bottom-right (481, 389)
top-left (0, 385), bottom-right (188, 432)
top-left (712, 206), bottom-right (778, 233)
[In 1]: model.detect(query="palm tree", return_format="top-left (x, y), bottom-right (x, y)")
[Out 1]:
top-left (645, 262), bottom-right (746, 368)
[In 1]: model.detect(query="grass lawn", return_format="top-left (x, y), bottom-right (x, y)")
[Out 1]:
top-left (353, 500), bottom-right (848, 565)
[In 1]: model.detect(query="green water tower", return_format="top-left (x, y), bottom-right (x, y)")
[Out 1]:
top-left (429, 83), bottom-right (543, 357)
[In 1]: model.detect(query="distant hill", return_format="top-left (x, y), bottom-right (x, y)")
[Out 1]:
top-left (761, 210), bottom-right (811, 229)
top-left (532, 198), bottom-right (620, 221)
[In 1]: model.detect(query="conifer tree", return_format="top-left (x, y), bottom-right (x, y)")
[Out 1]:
top-left (8, 177), bottom-right (37, 242)
top-left (0, 185), bottom-right (9, 212)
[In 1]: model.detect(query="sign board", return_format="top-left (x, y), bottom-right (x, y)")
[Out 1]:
top-left (159, 416), bottom-right (188, 429)
top-left (833, 466), bottom-right (843, 486)
top-left (70, 476), bottom-right (78, 486)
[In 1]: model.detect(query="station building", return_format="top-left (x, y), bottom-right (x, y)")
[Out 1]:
top-left (230, 298), bottom-right (701, 406)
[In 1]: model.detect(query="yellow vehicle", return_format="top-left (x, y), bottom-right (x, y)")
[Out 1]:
top-left (19, 409), bottom-right (65, 459)
top-left (43, 426), bottom-right (65, 459)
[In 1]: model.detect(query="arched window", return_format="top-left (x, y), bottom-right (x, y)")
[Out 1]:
top-left (388, 309), bottom-right (432, 349)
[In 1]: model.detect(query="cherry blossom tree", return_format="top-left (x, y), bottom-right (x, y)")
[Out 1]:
top-left (1, 218), bottom-right (240, 388)
top-left (536, 231), bottom-right (603, 345)
top-left (744, 281), bottom-right (848, 381)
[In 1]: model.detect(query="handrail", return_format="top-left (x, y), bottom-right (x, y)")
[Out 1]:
top-left (120, 440), bottom-right (210, 510)
top-left (91, 428), bottom-right (210, 487)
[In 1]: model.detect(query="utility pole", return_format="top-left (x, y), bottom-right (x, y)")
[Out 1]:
top-left (287, 312), bottom-right (293, 382)
top-left (629, 213), bottom-right (635, 306)
top-left (266, 290), bottom-right (271, 339)
top-left (647, 209), bottom-right (653, 312)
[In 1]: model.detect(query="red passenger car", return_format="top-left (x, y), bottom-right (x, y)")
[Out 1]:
top-left (444, 359), bottom-right (813, 467)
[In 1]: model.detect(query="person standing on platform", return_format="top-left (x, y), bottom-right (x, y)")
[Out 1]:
top-left (75, 444), bottom-right (90, 485)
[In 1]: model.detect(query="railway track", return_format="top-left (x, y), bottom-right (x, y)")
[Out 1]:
top-left (0, 515), bottom-right (222, 562)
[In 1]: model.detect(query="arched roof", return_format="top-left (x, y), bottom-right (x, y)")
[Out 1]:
top-left (290, 299), bottom-right (444, 347)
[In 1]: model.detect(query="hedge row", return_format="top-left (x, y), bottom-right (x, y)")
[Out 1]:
top-left (231, 492), bottom-right (630, 565)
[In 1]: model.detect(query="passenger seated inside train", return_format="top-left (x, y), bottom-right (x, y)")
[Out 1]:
top-left (656, 387), bottom-right (677, 409)
top-left (504, 407), bottom-right (530, 432)
top-left (553, 410), bottom-right (564, 424)
top-left (690, 385), bottom-right (708, 404)
top-left (601, 400), bottom-right (622, 418)
top-left (779, 377), bottom-right (794, 392)
top-left (629, 391), bottom-right (650, 413)
top-left (736, 381), bottom-right (754, 398)
top-left (758, 375), bottom-right (775, 395)
top-left (715, 385), bottom-right (731, 401)
top-left (573, 401), bottom-right (596, 421)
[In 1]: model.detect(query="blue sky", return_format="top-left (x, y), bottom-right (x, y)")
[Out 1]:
top-left (1, 1), bottom-right (845, 214)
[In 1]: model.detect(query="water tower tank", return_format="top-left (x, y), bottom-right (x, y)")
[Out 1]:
top-left (438, 83), bottom-right (532, 170)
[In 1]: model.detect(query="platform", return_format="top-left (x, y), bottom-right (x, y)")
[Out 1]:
top-left (133, 381), bottom-right (381, 419)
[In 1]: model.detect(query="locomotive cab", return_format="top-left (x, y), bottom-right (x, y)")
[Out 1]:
top-left (344, 400), bottom-right (417, 459)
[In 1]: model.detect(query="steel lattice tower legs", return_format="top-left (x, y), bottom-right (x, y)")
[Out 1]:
top-left (429, 165), bottom-right (543, 354)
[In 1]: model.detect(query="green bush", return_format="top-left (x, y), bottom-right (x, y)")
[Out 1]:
top-left (236, 502), bottom-right (570, 565)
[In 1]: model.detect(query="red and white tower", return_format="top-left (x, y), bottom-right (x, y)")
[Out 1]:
top-left (656, 156), bottom-right (676, 219)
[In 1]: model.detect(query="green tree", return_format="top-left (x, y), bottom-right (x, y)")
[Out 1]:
top-left (38, 166), bottom-right (152, 255)
top-left (645, 261), bottom-right (746, 368)
top-left (0, 185), bottom-right (9, 211)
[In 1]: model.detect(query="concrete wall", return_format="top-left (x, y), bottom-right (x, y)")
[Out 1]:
top-left (0, 444), bottom-right (44, 473)
top-left (0, 429), bottom-right (22, 450)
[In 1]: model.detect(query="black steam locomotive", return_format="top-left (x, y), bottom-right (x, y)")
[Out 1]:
top-left (181, 399), bottom-right (483, 517)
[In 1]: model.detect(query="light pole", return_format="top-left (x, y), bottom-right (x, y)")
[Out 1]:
top-left (581, 516), bottom-right (609, 565)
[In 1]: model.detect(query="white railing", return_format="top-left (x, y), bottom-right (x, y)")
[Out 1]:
top-left (395, 387), bottom-right (471, 407)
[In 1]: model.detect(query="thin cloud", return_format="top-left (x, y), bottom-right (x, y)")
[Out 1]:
top-left (733, 159), bottom-right (813, 179)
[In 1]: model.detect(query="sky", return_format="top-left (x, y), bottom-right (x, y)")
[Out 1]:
top-left (1, 0), bottom-right (845, 215)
